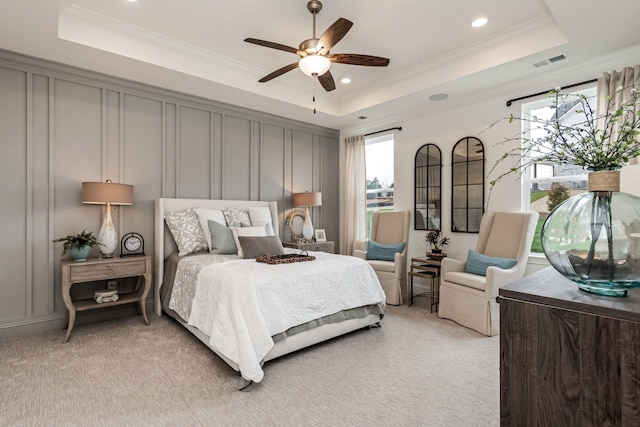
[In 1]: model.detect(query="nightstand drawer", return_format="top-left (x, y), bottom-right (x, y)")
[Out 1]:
top-left (70, 259), bottom-right (147, 282)
top-left (305, 243), bottom-right (331, 252)
top-left (283, 241), bottom-right (334, 254)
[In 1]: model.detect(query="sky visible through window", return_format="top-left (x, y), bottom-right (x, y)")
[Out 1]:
top-left (365, 139), bottom-right (394, 188)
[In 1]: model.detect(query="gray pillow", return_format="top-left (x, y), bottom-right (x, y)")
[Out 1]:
top-left (237, 235), bottom-right (284, 259)
top-left (207, 220), bottom-right (238, 254)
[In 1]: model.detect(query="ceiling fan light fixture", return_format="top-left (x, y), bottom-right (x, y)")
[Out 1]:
top-left (299, 55), bottom-right (331, 76)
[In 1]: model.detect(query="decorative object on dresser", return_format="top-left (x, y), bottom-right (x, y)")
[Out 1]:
top-left (120, 232), bottom-right (145, 257)
top-left (293, 191), bottom-right (322, 241)
top-left (499, 267), bottom-right (640, 426)
top-left (541, 170), bottom-right (640, 296)
top-left (353, 210), bottom-right (410, 305)
top-left (61, 256), bottom-right (152, 342)
top-left (314, 228), bottom-right (326, 241)
top-left (52, 229), bottom-right (103, 262)
top-left (81, 179), bottom-right (134, 258)
top-left (438, 211), bottom-right (538, 336)
top-left (488, 82), bottom-right (640, 296)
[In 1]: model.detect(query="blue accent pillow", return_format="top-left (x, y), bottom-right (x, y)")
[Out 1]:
top-left (465, 249), bottom-right (517, 276)
top-left (366, 240), bottom-right (406, 261)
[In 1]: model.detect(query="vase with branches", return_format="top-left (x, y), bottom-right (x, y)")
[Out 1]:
top-left (487, 85), bottom-right (640, 296)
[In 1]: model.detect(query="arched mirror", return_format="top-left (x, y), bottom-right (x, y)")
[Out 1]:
top-left (414, 143), bottom-right (442, 230)
top-left (451, 137), bottom-right (484, 233)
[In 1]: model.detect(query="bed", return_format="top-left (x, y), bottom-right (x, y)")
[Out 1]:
top-left (154, 198), bottom-right (385, 385)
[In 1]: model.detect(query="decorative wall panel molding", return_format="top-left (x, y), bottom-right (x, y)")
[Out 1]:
top-left (0, 50), bottom-right (339, 338)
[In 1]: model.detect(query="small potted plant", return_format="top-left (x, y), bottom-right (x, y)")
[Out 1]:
top-left (52, 229), bottom-right (102, 261)
top-left (424, 230), bottom-right (450, 258)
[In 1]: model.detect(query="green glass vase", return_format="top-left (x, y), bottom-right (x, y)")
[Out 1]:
top-left (541, 171), bottom-right (640, 296)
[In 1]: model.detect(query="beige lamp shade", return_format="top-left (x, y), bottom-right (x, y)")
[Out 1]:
top-left (293, 192), bottom-right (322, 207)
top-left (81, 180), bottom-right (133, 205)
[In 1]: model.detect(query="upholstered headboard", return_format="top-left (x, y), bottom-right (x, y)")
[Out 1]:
top-left (153, 198), bottom-right (279, 316)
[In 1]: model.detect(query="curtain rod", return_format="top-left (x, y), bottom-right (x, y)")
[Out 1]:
top-left (505, 79), bottom-right (597, 107)
top-left (365, 126), bottom-right (402, 137)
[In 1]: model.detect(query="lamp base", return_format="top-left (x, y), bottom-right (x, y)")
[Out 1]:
top-left (98, 203), bottom-right (118, 258)
top-left (302, 205), bottom-right (314, 241)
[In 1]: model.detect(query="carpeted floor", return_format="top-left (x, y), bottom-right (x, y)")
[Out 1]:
top-left (0, 299), bottom-right (499, 426)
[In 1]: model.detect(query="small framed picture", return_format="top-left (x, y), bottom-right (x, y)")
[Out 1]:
top-left (314, 229), bottom-right (327, 242)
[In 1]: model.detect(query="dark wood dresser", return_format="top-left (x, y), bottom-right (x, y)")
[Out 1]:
top-left (499, 267), bottom-right (640, 426)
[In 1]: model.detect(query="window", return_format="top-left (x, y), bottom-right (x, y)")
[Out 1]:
top-left (521, 86), bottom-right (595, 252)
top-left (365, 135), bottom-right (394, 237)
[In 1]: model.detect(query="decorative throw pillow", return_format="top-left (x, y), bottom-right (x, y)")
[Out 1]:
top-left (222, 208), bottom-right (251, 227)
top-left (207, 220), bottom-right (238, 255)
top-left (465, 249), bottom-right (517, 276)
top-left (230, 225), bottom-right (269, 257)
top-left (164, 208), bottom-right (209, 256)
top-left (366, 240), bottom-right (406, 261)
top-left (196, 208), bottom-right (226, 250)
top-left (237, 235), bottom-right (284, 259)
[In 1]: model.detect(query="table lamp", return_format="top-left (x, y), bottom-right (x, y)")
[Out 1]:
top-left (81, 179), bottom-right (133, 257)
top-left (293, 191), bottom-right (322, 241)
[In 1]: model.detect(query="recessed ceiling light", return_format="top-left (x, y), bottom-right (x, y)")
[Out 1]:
top-left (471, 17), bottom-right (488, 28)
top-left (341, 77), bottom-right (351, 84)
top-left (429, 93), bottom-right (448, 101)
top-left (128, 0), bottom-right (138, 2)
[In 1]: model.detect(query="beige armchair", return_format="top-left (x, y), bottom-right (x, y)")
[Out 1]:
top-left (438, 211), bottom-right (538, 336)
top-left (354, 210), bottom-right (410, 305)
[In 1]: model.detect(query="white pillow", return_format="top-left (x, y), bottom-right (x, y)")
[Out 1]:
top-left (248, 206), bottom-right (275, 236)
top-left (196, 208), bottom-right (226, 250)
top-left (230, 225), bottom-right (269, 257)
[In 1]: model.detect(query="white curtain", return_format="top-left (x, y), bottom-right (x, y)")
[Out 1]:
top-left (597, 65), bottom-right (640, 164)
top-left (343, 135), bottom-right (367, 256)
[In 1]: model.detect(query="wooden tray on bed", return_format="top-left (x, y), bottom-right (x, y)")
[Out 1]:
top-left (256, 252), bottom-right (316, 264)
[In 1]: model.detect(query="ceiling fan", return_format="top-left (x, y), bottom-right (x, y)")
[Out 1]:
top-left (244, 0), bottom-right (390, 92)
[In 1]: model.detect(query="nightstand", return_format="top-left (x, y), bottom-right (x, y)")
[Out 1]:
top-left (283, 241), bottom-right (335, 254)
top-left (60, 256), bottom-right (152, 342)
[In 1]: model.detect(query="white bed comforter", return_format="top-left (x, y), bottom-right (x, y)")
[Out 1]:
top-left (170, 250), bottom-right (385, 382)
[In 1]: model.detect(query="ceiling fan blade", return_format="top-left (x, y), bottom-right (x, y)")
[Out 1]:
top-left (258, 62), bottom-right (300, 83)
top-left (317, 70), bottom-right (336, 92)
top-left (317, 18), bottom-right (353, 53)
top-left (244, 38), bottom-right (299, 55)
top-left (329, 54), bottom-right (390, 67)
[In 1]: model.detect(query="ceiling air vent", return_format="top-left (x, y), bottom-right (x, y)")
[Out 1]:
top-left (533, 54), bottom-right (567, 68)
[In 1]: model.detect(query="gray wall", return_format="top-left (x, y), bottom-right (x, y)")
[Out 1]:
top-left (0, 50), bottom-right (339, 338)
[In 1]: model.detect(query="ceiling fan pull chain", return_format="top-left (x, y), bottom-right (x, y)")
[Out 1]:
top-left (313, 78), bottom-right (317, 114)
